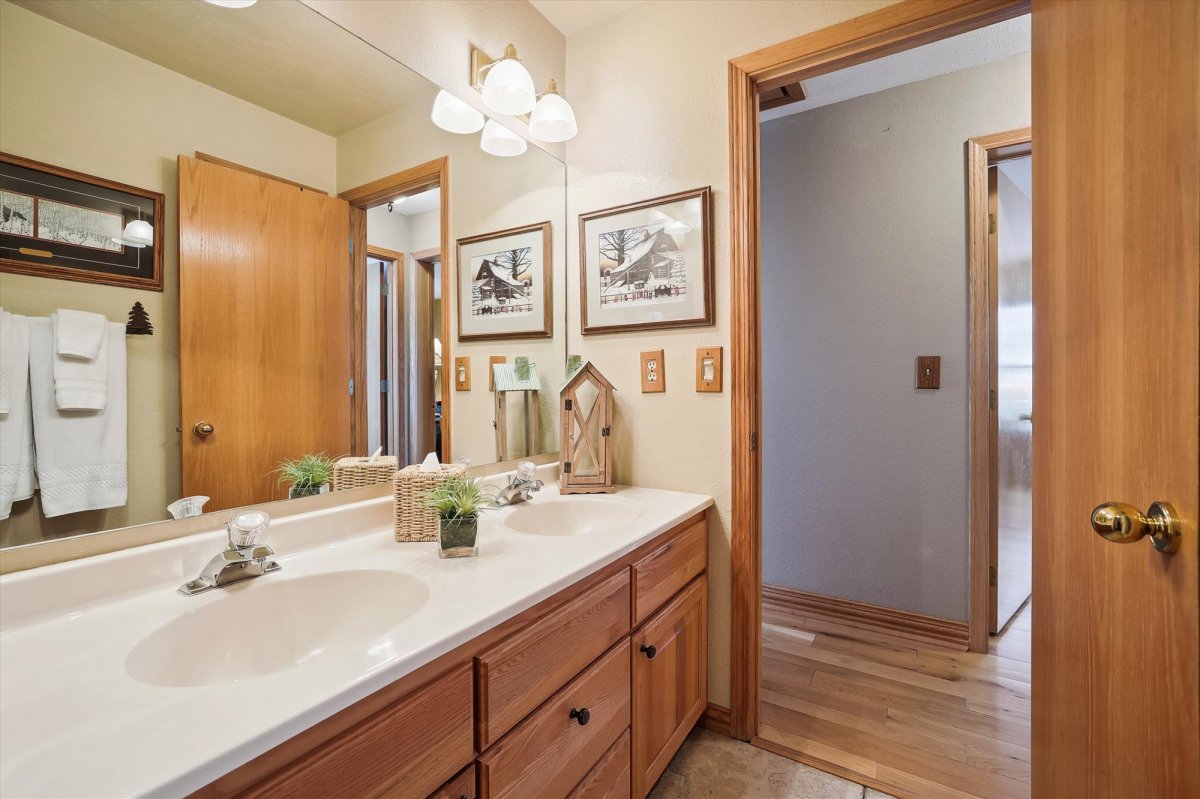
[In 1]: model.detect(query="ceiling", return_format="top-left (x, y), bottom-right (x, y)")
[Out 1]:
top-left (13, 0), bottom-right (430, 136)
top-left (530, 0), bottom-right (646, 36)
top-left (391, 187), bottom-right (441, 216)
top-left (760, 15), bottom-right (1031, 123)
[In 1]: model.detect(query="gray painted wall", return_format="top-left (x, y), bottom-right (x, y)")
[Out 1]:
top-left (760, 53), bottom-right (1030, 621)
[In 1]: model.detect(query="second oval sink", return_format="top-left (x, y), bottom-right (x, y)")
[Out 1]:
top-left (502, 497), bottom-right (642, 536)
top-left (125, 569), bottom-right (428, 688)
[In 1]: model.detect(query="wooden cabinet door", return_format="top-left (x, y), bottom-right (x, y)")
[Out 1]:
top-left (630, 576), bottom-right (706, 799)
top-left (1032, 1), bottom-right (1199, 796)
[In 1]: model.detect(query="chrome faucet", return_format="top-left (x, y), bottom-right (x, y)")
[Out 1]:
top-left (178, 511), bottom-right (281, 596)
top-left (496, 462), bottom-right (544, 506)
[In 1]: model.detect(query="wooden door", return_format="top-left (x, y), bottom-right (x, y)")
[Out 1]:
top-left (631, 576), bottom-right (706, 799)
top-left (179, 155), bottom-right (351, 512)
top-left (1033, 1), bottom-right (1199, 797)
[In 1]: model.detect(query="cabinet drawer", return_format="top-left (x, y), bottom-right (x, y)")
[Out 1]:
top-left (248, 663), bottom-right (474, 799)
top-left (568, 728), bottom-right (631, 799)
top-left (425, 763), bottom-right (475, 799)
top-left (479, 640), bottom-right (631, 799)
top-left (477, 569), bottom-right (630, 747)
top-left (632, 576), bottom-right (707, 799)
top-left (632, 516), bottom-right (706, 626)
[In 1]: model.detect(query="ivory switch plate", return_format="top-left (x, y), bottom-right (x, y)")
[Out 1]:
top-left (916, 355), bottom-right (940, 389)
top-left (640, 350), bottom-right (666, 393)
top-left (696, 346), bottom-right (723, 392)
top-left (454, 356), bottom-right (471, 391)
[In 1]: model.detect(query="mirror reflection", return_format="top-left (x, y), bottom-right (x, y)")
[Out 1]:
top-left (0, 0), bottom-right (567, 549)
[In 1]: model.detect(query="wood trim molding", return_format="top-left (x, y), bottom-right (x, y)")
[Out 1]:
top-left (763, 584), bottom-right (969, 651)
top-left (727, 0), bottom-right (1029, 743)
top-left (966, 127), bottom-right (1031, 653)
top-left (700, 703), bottom-right (732, 737)
top-left (340, 157), bottom-right (452, 461)
top-left (194, 152), bottom-right (327, 195)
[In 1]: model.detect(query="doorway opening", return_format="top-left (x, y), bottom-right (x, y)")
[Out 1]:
top-left (730, 2), bottom-right (1035, 797)
top-left (342, 157), bottom-right (450, 463)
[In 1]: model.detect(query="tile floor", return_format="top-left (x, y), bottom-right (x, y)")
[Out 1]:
top-left (650, 729), bottom-right (895, 799)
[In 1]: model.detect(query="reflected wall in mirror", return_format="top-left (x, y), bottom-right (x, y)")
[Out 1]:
top-left (0, 0), bottom-right (567, 550)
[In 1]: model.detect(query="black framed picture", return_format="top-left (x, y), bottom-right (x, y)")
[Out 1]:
top-left (0, 152), bottom-right (164, 291)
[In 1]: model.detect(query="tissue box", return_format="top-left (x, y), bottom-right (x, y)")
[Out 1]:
top-left (331, 456), bottom-right (399, 491)
top-left (393, 463), bottom-right (467, 542)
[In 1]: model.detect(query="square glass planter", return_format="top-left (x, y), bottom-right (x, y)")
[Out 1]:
top-left (439, 516), bottom-right (479, 558)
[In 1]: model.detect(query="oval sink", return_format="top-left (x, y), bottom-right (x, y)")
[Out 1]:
top-left (502, 497), bottom-right (641, 536)
top-left (126, 569), bottom-right (428, 687)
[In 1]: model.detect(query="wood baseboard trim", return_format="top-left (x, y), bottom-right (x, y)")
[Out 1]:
top-left (762, 585), bottom-right (968, 651)
top-left (700, 703), bottom-right (732, 737)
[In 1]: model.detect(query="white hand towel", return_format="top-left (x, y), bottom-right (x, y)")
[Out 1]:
top-left (0, 311), bottom-right (35, 520)
top-left (29, 318), bottom-right (127, 517)
top-left (53, 308), bottom-right (108, 360)
top-left (52, 311), bottom-right (109, 410)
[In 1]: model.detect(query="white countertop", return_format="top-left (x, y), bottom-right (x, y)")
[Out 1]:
top-left (0, 474), bottom-right (711, 798)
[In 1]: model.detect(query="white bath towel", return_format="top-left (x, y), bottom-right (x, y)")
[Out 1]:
top-left (29, 318), bottom-right (127, 517)
top-left (53, 308), bottom-right (108, 360)
top-left (0, 311), bottom-right (35, 520)
top-left (52, 311), bottom-right (110, 410)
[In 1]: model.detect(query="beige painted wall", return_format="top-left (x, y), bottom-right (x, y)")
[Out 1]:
top-left (337, 102), bottom-right (567, 467)
top-left (562, 0), bottom-right (899, 707)
top-left (0, 1), bottom-right (336, 546)
top-left (301, 0), bottom-right (566, 160)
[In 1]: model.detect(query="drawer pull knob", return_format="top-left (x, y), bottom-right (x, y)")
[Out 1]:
top-left (569, 707), bottom-right (591, 726)
top-left (640, 644), bottom-right (657, 659)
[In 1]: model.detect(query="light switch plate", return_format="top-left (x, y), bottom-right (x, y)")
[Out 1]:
top-left (696, 346), bottom-right (723, 392)
top-left (454, 356), bottom-right (471, 391)
top-left (916, 355), bottom-right (941, 389)
top-left (640, 350), bottom-right (666, 393)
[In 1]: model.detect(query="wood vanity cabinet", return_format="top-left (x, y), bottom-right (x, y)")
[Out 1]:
top-left (193, 509), bottom-right (708, 799)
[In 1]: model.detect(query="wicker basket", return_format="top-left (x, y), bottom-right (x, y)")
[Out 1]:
top-left (393, 463), bottom-right (466, 542)
top-left (331, 456), bottom-right (399, 491)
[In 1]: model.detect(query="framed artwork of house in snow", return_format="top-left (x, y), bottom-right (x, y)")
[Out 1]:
top-left (456, 221), bottom-right (553, 342)
top-left (578, 186), bottom-right (712, 335)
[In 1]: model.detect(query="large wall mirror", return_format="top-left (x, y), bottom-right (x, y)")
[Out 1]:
top-left (0, 0), bottom-right (568, 551)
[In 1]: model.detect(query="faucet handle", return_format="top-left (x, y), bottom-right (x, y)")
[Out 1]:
top-left (516, 461), bottom-right (537, 481)
top-left (226, 510), bottom-right (270, 548)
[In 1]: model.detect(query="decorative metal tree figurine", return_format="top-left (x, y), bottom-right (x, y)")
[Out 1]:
top-left (559, 360), bottom-right (615, 494)
top-left (125, 301), bottom-right (153, 335)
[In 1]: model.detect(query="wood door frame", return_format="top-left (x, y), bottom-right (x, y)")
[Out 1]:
top-left (727, 0), bottom-right (1031, 743)
top-left (967, 128), bottom-right (1032, 652)
top-left (341, 157), bottom-right (452, 461)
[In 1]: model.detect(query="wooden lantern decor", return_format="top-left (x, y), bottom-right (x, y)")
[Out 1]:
top-left (559, 360), bottom-right (615, 494)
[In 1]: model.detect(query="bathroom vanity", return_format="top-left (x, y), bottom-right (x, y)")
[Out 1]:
top-left (0, 478), bottom-right (712, 799)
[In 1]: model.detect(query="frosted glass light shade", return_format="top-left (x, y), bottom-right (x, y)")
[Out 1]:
top-left (111, 219), bottom-right (154, 248)
top-left (431, 90), bottom-right (484, 134)
top-left (481, 51), bottom-right (536, 116)
top-left (480, 120), bottom-right (527, 157)
top-left (529, 91), bottom-right (577, 143)
top-left (204, 0), bottom-right (257, 7)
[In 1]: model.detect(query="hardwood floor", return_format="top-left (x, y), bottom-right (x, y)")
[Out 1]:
top-left (759, 601), bottom-right (1031, 799)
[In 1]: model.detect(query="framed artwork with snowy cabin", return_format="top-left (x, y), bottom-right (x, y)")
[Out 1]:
top-left (456, 220), bottom-right (553, 341)
top-left (578, 186), bottom-right (712, 334)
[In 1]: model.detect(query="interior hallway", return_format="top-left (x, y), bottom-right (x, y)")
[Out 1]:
top-left (758, 601), bottom-right (1032, 799)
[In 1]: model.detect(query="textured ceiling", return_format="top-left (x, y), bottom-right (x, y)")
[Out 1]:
top-left (761, 16), bottom-right (1031, 123)
top-left (530, 0), bottom-right (646, 36)
top-left (12, 0), bottom-right (431, 136)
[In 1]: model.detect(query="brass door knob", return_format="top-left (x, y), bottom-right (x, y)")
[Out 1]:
top-left (192, 421), bottom-right (215, 438)
top-left (1091, 501), bottom-right (1181, 554)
